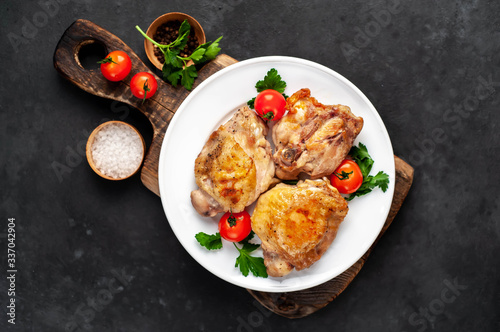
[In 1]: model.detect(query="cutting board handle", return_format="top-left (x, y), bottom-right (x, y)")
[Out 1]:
top-left (53, 19), bottom-right (185, 127)
top-left (53, 19), bottom-right (238, 194)
top-left (53, 19), bottom-right (184, 194)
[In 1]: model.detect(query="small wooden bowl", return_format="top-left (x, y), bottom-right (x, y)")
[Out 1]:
top-left (86, 121), bottom-right (146, 181)
top-left (144, 12), bottom-right (206, 70)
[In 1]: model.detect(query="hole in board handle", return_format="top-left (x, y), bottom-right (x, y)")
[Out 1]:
top-left (77, 40), bottom-right (107, 70)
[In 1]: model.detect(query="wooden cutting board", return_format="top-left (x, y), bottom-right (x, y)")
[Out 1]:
top-left (54, 19), bottom-right (414, 319)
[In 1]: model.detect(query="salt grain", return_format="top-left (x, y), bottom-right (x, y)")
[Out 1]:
top-left (90, 122), bottom-right (144, 179)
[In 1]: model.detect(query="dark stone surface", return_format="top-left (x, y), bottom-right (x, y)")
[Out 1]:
top-left (1, 0), bottom-right (499, 331)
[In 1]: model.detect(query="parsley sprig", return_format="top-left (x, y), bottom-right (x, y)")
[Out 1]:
top-left (346, 143), bottom-right (390, 201)
top-left (136, 20), bottom-right (222, 90)
top-left (195, 232), bottom-right (222, 250)
top-left (194, 230), bottom-right (267, 278)
top-left (247, 68), bottom-right (288, 108)
top-left (233, 231), bottom-right (268, 278)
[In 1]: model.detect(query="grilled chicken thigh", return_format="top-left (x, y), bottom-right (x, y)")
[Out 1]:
top-left (191, 106), bottom-right (275, 217)
top-left (251, 179), bottom-right (348, 277)
top-left (273, 88), bottom-right (364, 180)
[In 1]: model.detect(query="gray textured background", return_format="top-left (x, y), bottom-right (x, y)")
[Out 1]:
top-left (1, 0), bottom-right (499, 331)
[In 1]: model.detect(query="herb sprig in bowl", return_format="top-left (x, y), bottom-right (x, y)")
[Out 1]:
top-left (136, 20), bottom-right (222, 90)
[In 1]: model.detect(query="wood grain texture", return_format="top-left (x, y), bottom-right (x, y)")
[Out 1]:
top-left (53, 19), bottom-right (238, 194)
top-left (247, 156), bottom-right (414, 318)
top-left (53, 20), bottom-right (414, 319)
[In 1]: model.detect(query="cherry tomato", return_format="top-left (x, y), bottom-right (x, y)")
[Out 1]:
top-left (330, 159), bottom-right (363, 194)
top-left (218, 211), bottom-right (252, 242)
top-left (98, 51), bottom-right (132, 82)
top-left (130, 72), bottom-right (158, 102)
top-left (254, 89), bottom-right (286, 121)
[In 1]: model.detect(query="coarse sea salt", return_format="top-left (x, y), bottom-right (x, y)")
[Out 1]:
top-left (90, 123), bottom-right (144, 179)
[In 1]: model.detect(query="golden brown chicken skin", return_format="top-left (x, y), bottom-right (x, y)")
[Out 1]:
top-left (251, 178), bottom-right (348, 277)
top-left (191, 106), bottom-right (275, 217)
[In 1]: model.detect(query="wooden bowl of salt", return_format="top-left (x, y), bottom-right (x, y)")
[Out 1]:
top-left (86, 121), bottom-right (146, 180)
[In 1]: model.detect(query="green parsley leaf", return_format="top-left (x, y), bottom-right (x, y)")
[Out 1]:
top-left (255, 68), bottom-right (287, 93)
top-left (361, 171), bottom-right (389, 193)
top-left (247, 97), bottom-right (256, 109)
top-left (375, 171), bottom-right (390, 192)
top-left (240, 242), bottom-right (260, 253)
top-left (187, 48), bottom-right (206, 62)
top-left (349, 142), bottom-right (373, 176)
top-left (178, 20), bottom-right (191, 38)
top-left (235, 253), bottom-right (267, 277)
top-left (162, 62), bottom-right (174, 79)
top-left (203, 36), bottom-right (223, 61)
top-left (164, 49), bottom-right (182, 68)
top-left (238, 231), bottom-right (260, 252)
top-left (166, 68), bottom-right (182, 87)
top-left (195, 232), bottom-right (223, 250)
top-left (169, 20), bottom-right (190, 49)
top-left (346, 143), bottom-right (390, 201)
top-left (180, 65), bottom-right (198, 90)
top-left (233, 242), bottom-right (268, 278)
top-left (192, 36), bottom-right (223, 64)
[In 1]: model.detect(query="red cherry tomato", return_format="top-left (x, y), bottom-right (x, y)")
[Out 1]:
top-left (254, 89), bottom-right (286, 121)
top-left (130, 72), bottom-right (158, 102)
top-left (330, 159), bottom-right (363, 194)
top-left (98, 51), bottom-right (132, 82)
top-left (218, 211), bottom-right (252, 242)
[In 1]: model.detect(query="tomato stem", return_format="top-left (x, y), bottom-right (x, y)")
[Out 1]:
top-left (262, 111), bottom-right (275, 121)
top-left (334, 170), bottom-right (353, 180)
top-left (97, 56), bottom-right (116, 64)
top-left (141, 78), bottom-right (151, 104)
top-left (227, 211), bottom-right (237, 227)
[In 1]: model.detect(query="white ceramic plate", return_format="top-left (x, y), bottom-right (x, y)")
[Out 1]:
top-left (158, 56), bottom-right (395, 292)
